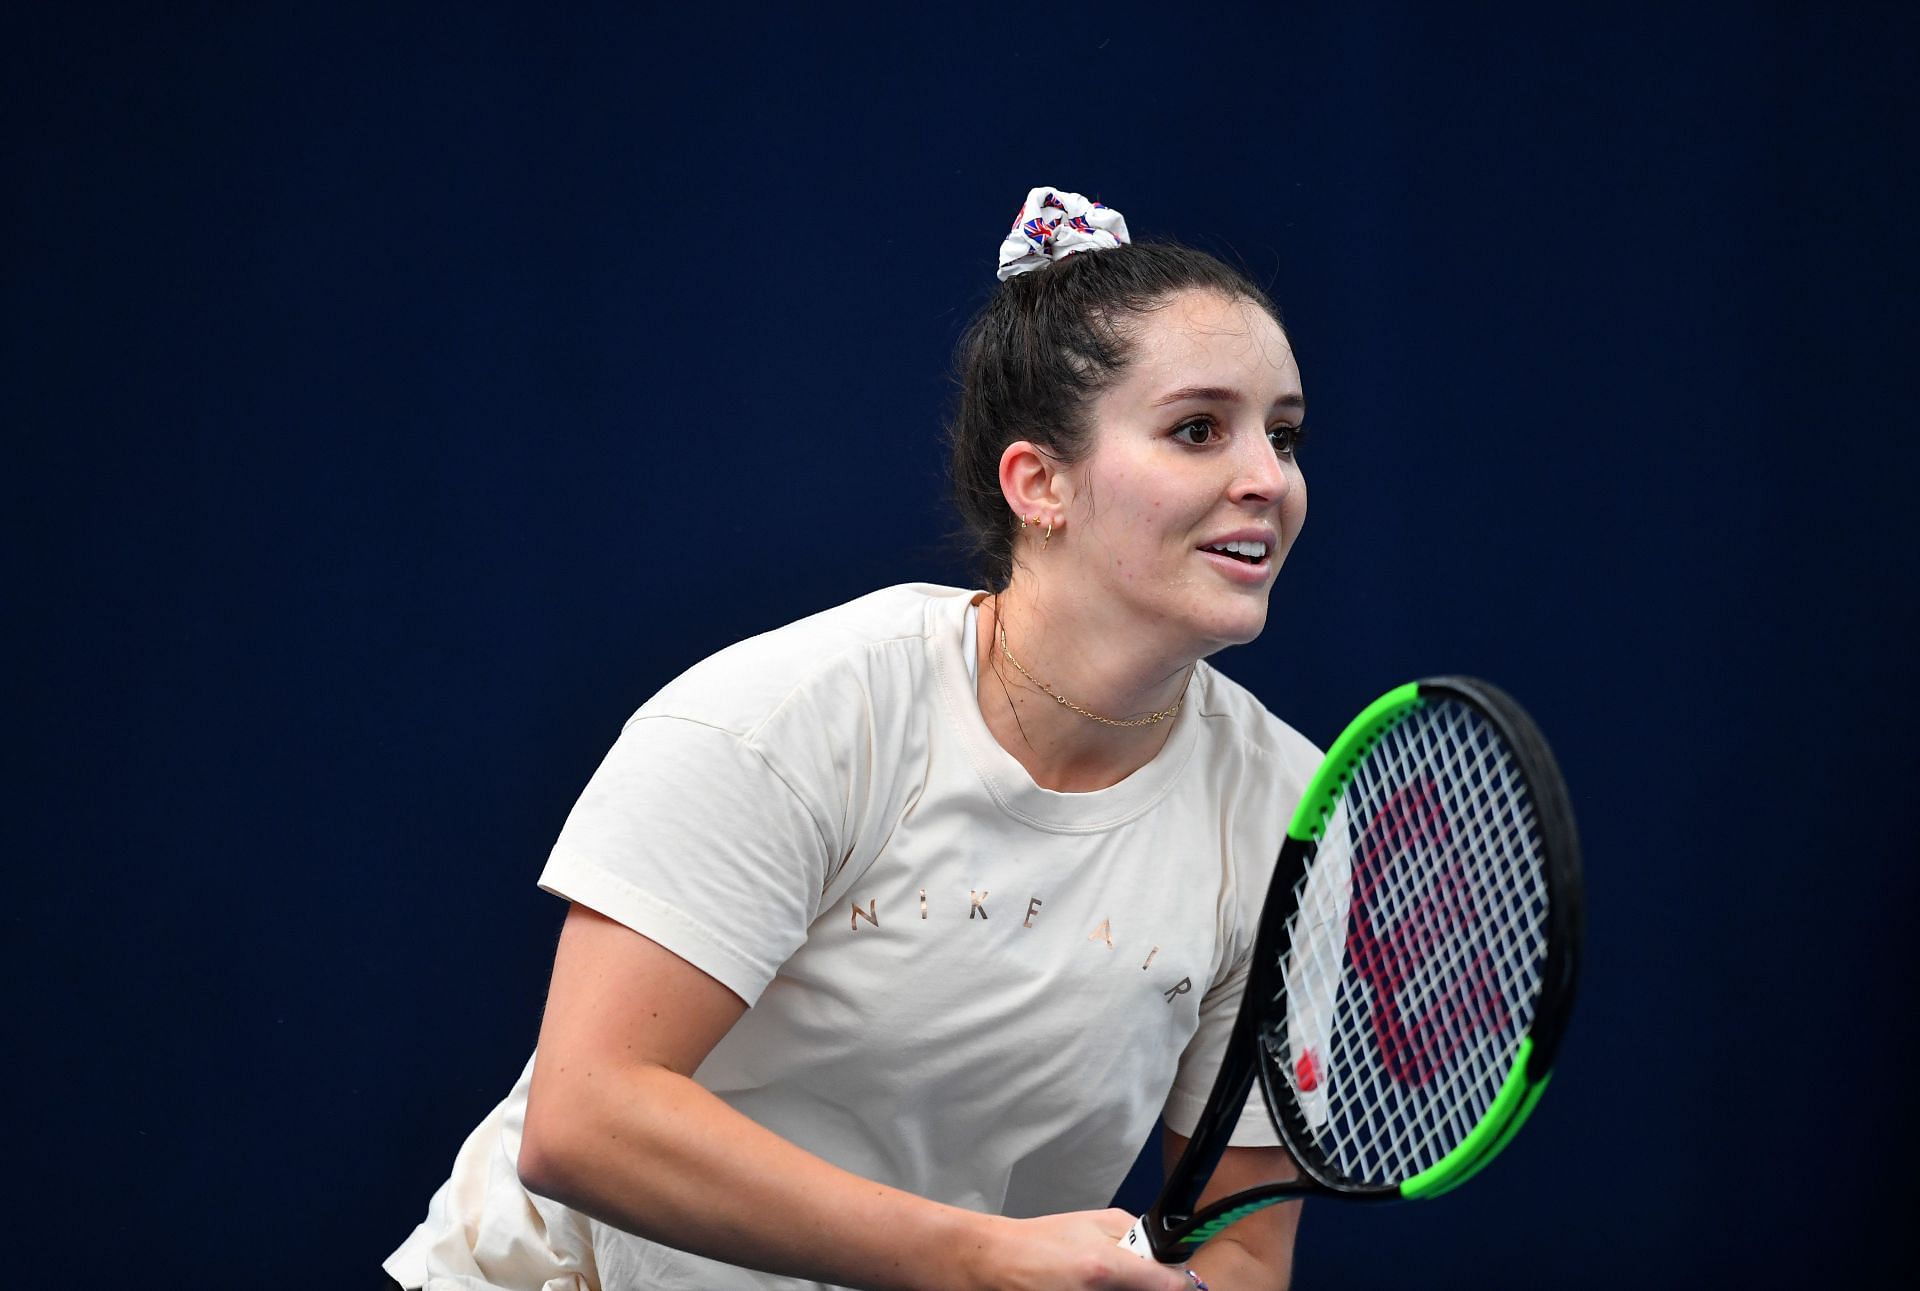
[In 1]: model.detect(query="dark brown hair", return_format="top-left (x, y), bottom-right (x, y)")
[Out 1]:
top-left (946, 242), bottom-right (1283, 589)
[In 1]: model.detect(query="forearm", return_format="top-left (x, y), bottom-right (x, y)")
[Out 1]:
top-left (521, 1058), bottom-right (995, 1291)
top-left (520, 908), bottom-right (1189, 1291)
top-left (1185, 1225), bottom-right (1294, 1291)
top-left (1159, 1137), bottom-right (1301, 1291)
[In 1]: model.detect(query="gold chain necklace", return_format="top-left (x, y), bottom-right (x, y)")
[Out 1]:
top-left (994, 617), bottom-right (1190, 728)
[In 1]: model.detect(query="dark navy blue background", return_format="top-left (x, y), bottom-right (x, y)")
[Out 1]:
top-left (8, 4), bottom-right (1914, 1286)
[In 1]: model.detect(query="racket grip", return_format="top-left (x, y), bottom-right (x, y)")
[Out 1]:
top-left (1118, 1215), bottom-right (1154, 1259)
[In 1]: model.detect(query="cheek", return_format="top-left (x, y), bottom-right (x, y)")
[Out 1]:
top-left (1096, 467), bottom-right (1172, 526)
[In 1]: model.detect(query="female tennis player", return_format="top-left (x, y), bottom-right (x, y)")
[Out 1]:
top-left (384, 187), bottom-right (1318, 1291)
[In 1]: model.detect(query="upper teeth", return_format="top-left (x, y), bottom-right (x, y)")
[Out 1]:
top-left (1208, 540), bottom-right (1268, 559)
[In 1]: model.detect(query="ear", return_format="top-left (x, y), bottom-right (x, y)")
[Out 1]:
top-left (997, 440), bottom-right (1070, 528)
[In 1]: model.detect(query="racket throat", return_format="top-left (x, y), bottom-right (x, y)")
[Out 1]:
top-left (1161, 1187), bottom-right (1309, 1254)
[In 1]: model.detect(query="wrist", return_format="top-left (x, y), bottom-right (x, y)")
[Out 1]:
top-left (932, 1206), bottom-right (1010, 1291)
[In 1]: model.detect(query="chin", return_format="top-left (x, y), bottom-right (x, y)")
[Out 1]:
top-left (1192, 599), bottom-right (1271, 652)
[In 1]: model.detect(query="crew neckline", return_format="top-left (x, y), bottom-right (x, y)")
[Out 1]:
top-left (934, 588), bottom-right (1201, 834)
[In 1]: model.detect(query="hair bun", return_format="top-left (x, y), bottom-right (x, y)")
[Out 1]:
top-left (996, 186), bottom-right (1131, 282)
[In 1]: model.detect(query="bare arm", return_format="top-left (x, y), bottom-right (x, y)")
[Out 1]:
top-left (518, 903), bottom-right (1197, 1291)
top-left (1162, 1131), bottom-right (1302, 1291)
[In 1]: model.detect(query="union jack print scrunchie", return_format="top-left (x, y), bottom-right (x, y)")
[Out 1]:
top-left (995, 185), bottom-right (1131, 282)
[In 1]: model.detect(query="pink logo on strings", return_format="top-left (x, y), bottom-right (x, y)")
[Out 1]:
top-left (1346, 779), bottom-right (1509, 1085)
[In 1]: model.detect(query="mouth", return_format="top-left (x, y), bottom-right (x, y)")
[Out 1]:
top-left (1197, 535), bottom-right (1277, 586)
top-left (1199, 539), bottom-right (1270, 566)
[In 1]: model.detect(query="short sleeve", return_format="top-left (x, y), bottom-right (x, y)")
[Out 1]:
top-left (1161, 798), bottom-right (1353, 1150)
top-left (1160, 950), bottom-right (1284, 1148)
top-left (538, 715), bottom-right (838, 1005)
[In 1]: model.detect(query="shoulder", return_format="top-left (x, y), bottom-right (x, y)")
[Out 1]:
top-left (633, 583), bottom-right (973, 740)
top-left (1185, 659), bottom-right (1323, 787)
top-left (1182, 661), bottom-right (1321, 895)
top-left (1179, 661), bottom-right (1324, 973)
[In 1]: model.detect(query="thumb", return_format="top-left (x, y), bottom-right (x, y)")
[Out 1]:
top-left (1138, 1262), bottom-right (1199, 1291)
top-left (1107, 1246), bottom-right (1198, 1291)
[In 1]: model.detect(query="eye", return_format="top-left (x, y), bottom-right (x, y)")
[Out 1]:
top-left (1171, 416), bottom-right (1220, 446)
top-left (1269, 424), bottom-right (1307, 456)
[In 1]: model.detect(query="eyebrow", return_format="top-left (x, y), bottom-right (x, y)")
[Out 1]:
top-left (1151, 385), bottom-right (1306, 414)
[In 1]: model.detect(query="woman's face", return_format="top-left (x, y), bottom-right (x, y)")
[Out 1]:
top-left (1057, 289), bottom-right (1307, 655)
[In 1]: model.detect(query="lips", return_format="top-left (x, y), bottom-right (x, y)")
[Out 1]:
top-left (1198, 529), bottom-right (1277, 564)
top-left (1200, 538), bottom-right (1269, 564)
top-left (1195, 528), bottom-right (1279, 586)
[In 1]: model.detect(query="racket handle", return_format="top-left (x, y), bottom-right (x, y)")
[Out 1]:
top-left (1119, 1222), bottom-right (1209, 1289)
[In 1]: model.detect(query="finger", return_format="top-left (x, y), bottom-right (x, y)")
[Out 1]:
top-left (1138, 1262), bottom-right (1195, 1291)
top-left (1102, 1251), bottom-right (1190, 1291)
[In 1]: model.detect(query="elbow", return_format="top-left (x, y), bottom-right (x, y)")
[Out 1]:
top-left (515, 1129), bottom-right (560, 1203)
top-left (515, 1122), bottom-right (562, 1203)
top-left (517, 1057), bottom-right (683, 1210)
top-left (516, 1085), bottom-right (586, 1205)
top-left (516, 1060), bottom-right (663, 1208)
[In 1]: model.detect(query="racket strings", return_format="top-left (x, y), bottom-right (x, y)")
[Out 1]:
top-left (1274, 699), bottom-right (1549, 1188)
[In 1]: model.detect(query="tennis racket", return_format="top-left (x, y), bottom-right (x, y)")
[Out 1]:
top-left (1120, 676), bottom-right (1584, 1262)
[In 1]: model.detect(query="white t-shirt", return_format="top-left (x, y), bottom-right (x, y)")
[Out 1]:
top-left (386, 584), bottom-right (1322, 1291)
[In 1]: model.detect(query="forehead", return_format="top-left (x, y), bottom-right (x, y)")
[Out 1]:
top-left (1114, 289), bottom-right (1299, 401)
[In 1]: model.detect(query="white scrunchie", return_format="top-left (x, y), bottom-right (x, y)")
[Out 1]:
top-left (995, 186), bottom-right (1131, 281)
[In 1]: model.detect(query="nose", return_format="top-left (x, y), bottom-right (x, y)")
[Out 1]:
top-left (1228, 432), bottom-right (1292, 508)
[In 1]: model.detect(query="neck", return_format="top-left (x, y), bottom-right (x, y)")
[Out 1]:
top-left (973, 583), bottom-right (1195, 793)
